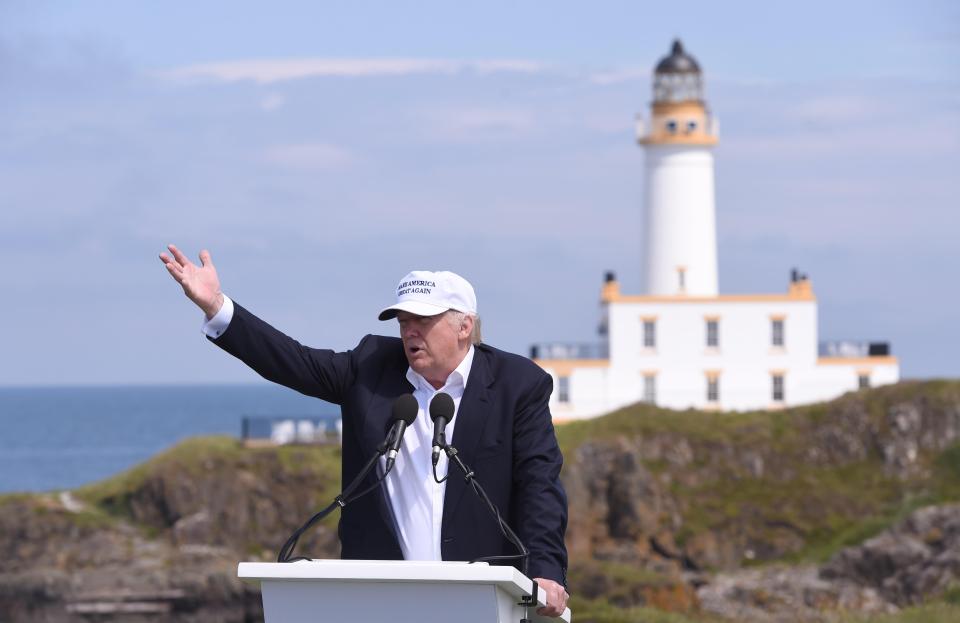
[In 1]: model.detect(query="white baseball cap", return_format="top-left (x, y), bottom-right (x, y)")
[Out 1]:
top-left (378, 270), bottom-right (478, 321)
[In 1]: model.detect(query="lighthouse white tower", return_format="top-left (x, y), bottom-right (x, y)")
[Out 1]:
top-left (638, 40), bottom-right (719, 296)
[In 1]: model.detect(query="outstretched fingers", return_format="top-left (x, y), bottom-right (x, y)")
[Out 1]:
top-left (163, 261), bottom-right (185, 283)
top-left (159, 252), bottom-right (178, 268)
top-left (167, 244), bottom-right (192, 269)
top-left (198, 249), bottom-right (214, 268)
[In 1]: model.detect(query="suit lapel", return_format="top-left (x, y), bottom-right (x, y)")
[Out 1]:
top-left (359, 355), bottom-right (415, 456)
top-left (441, 347), bottom-right (494, 529)
top-left (357, 350), bottom-right (414, 547)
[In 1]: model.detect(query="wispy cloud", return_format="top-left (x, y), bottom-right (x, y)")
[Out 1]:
top-left (162, 58), bottom-right (544, 85)
top-left (263, 142), bottom-right (358, 169)
top-left (786, 94), bottom-right (873, 124)
top-left (426, 107), bottom-right (537, 140)
top-left (259, 92), bottom-right (285, 112)
top-left (588, 65), bottom-right (650, 86)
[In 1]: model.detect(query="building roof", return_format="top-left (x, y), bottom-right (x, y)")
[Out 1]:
top-left (655, 39), bottom-right (701, 75)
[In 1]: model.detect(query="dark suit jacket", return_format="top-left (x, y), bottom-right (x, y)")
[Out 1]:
top-left (211, 302), bottom-right (568, 585)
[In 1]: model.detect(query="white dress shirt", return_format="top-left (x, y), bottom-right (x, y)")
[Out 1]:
top-left (381, 346), bottom-right (473, 560)
top-left (201, 296), bottom-right (474, 561)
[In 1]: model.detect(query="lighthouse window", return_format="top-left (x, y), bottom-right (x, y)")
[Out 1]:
top-left (642, 375), bottom-right (656, 404)
top-left (557, 376), bottom-right (570, 403)
top-left (771, 318), bottom-right (785, 347)
top-left (772, 374), bottom-right (785, 402)
top-left (665, 119), bottom-right (678, 134)
top-left (706, 319), bottom-right (719, 348)
top-left (643, 320), bottom-right (656, 348)
top-left (707, 377), bottom-right (719, 403)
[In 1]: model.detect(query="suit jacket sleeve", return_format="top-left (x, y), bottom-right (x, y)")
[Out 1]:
top-left (511, 370), bottom-right (569, 587)
top-left (207, 301), bottom-right (359, 405)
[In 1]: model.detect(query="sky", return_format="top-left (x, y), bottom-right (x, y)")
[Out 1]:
top-left (1, 1), bottom-right (958, 385)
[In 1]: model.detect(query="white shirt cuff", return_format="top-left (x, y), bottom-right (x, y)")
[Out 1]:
top-left (201, 295), bottom-right (234, 339)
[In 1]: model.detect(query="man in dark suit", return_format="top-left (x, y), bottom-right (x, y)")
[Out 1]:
top-left (159, 244), bottom-right (569, 616)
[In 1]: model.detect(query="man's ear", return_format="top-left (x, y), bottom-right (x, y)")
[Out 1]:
top-left (459, 314), bottom-right (475, 340)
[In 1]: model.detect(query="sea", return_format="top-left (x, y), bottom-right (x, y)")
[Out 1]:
top-left (0, 385), bottom-right (339, 494)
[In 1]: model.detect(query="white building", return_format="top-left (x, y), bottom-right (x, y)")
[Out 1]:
top-left (533, 40), bottom-right (899, 419)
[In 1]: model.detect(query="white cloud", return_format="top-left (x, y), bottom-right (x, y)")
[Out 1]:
top-left (786, 94), bottom-right (873, 123)
top-left (589, 65), bottom-right (650, 86)
top-left (725, 112), bottom-right (958, 160)
top-left (259, 92), bottom-right (285, 112)
top-left (263, 142), bottom-right (357, 169)
top-left (423, 107), bottom-right (537, 141)
top-left (162, 58), bottom-right (544, 85)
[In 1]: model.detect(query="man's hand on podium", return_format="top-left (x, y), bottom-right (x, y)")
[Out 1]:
top-left (533, 577), bottom-right (568, 617)
top-left (159, 244), bottom-right (225, 319)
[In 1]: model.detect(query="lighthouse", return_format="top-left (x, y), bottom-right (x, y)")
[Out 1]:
top-left (637, 40), bottom-right (719, 296)
top-left (532, 39), bottom-right (900, 418)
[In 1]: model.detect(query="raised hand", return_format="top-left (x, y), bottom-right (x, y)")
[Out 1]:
top-left (159, 244), bottom-right (224, 319)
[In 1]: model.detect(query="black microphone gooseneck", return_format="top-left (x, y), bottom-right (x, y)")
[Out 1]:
top-left (429, 392), bottom-right (456, 467)
top-left (277, 394), bottom-right (419, 563)
top-left (385, 394), bottom-right (419, 473)
top-left (428, 393), bottom-right (530, 576)
top-left (444, 445), bottom-right (539, 622)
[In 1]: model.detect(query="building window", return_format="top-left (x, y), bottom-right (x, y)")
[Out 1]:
top-left (677, 267), bottom-right (686, 291)
top-left (558, 376), bottom-right (570, 403)
top-left (665, 119), bottom-right (678, 134)
top-left (686, 120), bottom-right (698, 133)
top-left (706, 319), bottom-right (719, 348)
top-left (642, 375), bottom-right (656, 404)
top-left (706, 377), bottom-right (719, 403)
top-left (772, 374), bottom-right (785, 403)
top-left (643, 320), bottom-right (656, 348)
top-left (771, 318), bottom-right (785, 347)
top-left (858, 374), bottom-right (870, 389)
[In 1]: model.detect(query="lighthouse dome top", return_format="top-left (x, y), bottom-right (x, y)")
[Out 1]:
top-left (652, 39), bottom-right (705, 104)
top-left (655, 39), bottom-right (702, 75)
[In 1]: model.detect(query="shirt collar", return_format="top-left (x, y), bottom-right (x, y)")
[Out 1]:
top-left (406, 345), bottom-right (475, 394)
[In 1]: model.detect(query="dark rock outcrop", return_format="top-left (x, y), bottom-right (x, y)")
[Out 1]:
top-left (696, 564), bottom-right (896, 622)
top-left (696, 503), bottom-right (960, 622)
top-left (821, 503), bottom-right (960, 606)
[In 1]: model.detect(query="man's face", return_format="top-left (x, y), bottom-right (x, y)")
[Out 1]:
top-left (397, 310), bottom-right (467, 384)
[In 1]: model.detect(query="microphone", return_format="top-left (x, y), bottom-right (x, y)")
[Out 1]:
top-left (385, 394), bottom-right (419, 473)
top-left (429, 392), bottom-right (456, 467)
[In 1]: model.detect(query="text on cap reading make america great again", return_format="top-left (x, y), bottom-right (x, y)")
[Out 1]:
top-left (397, 280), bottom-right (436, 296)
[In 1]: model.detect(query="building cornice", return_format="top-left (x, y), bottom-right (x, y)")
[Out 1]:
top-left (532, 359), bottom-right (609, 376)
top-left (817, 356), bottom-right (899, 366)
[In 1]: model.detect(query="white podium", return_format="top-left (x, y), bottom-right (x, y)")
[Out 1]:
top-left (238, 559), bottom-right (571, 623)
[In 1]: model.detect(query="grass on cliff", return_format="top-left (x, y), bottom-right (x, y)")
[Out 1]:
top-left (75, 436), bottom-right (342, 525)
top-left (76, 436), bottom-right (243, 507)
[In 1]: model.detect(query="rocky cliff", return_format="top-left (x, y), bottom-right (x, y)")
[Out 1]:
top-left (2, 381), bottom-right (959, 622)
top-left (0, 438), bottom-right (342, 622)
top-left (559, 381), bottom-right (960, 574)
top-left (557, 380), bottom-right (960, 621)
